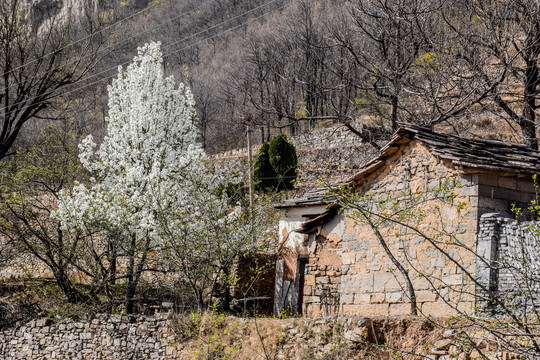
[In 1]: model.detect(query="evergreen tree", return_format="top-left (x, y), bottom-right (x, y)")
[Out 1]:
top-left (254, 134), bottom-right (298, 192)
top-left (253, 142), bottom-right (278, 191)
top-left (269, 134), bottom-right (297, 190)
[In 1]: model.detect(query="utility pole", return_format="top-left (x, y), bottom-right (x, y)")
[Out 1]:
top-left (247, 126), bottom-right (254, 214)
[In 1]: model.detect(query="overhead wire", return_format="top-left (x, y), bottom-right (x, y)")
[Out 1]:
top-left (1, 0), bottom-right (288, 120)
top-left (0, 0), bottom-right (217, 94)
top-left (0, 0), bottom-right (162, 80)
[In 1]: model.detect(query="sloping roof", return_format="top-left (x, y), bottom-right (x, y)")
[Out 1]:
top-left (351, 124), bottom-right (540, 181)
top-left (275, 185), bottom-right (343, 209)
top-left (277, 125), bottom-right (540, 209)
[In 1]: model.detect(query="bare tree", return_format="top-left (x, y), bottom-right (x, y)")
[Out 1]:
top-left (0, 0), bottom-right (108, 159)
top-left (430, 0), bottom-right (540, 149)
top-left (0, 121), bottom-right (89, 303)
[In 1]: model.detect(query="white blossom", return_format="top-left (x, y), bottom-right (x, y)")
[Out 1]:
top-left (53, 42), bottom-right (268, 309)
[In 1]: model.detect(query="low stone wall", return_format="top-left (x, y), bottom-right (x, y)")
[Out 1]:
top-left (0, 314), bottom-right (177, 360)
top-left (0, 313), bottom-right (527, 359)
top-left (291, 126), bottom-right (366, 149)
top-left (210, 125), bottom-right (372, 159)
top-left (208, 125), bottom-right (378, 196)
top-left (476, 213), bottom-right (540, 313)
top-left (210, 144), bottom-right (376, 195)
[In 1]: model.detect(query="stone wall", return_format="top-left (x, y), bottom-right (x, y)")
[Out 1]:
top-left (291, 126), bottom-right (367, 149)
top-left (275, 140), bottom-right (480, 318)
top-left (0, 314), bottom-right (177, 360)
top-left (0, 313), bottom-right (526, 360)
top-left (302, 217), bottom-right (344, 317)
top-left (209, 127), bottom-right (377, 193)
top-left (336, 141), bottom-right (478, 317)
top-left (476, 213), bottom-right (540, 313)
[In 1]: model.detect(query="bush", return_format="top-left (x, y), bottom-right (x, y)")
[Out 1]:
top-left (268, 134), bottom-right (297, 191)
top-left (253, 142), bottom-right (278, 191)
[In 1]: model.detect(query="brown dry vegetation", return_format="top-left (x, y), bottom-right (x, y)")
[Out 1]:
top-left (168, 313), bottom-right (442, 360)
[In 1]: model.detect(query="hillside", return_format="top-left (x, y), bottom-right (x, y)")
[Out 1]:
top-left (7, 0), bottom-right (538, 157)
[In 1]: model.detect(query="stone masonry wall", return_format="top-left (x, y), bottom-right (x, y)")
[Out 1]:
top-left (0, 314), bottom-right (178, 360)
top-left (337, 141), bottom-right (478, 317)
top-left (292, 140), bottom-right (479, 318)
top-left (209, 128), bottom-right (377, 194)
top-left (302, 222), bottom-right (343, 317)
top-left (477, 213), bottom-right (540, 313)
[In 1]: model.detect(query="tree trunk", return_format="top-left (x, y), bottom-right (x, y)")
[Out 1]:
top-left (223, 267), bottom-right (231, 312)
top-left (51, 266), bottom-right (85, 303)
top-left (391, 94), bottom-right (399, 132)
top-left (522, 53), bottom-right (539, 150)
top-left (125, 235), bottom-right (136, 314)
top-left (365, 216), bottom-right (418, 315)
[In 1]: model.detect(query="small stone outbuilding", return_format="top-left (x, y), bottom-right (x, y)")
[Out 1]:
top-left (273, 125), bottom-right (540, 317)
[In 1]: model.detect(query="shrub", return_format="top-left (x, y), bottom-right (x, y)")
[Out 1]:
top-left (268, 134), bottom-right (297, 191)
top-left (253, 142), bottom-right (278, 191)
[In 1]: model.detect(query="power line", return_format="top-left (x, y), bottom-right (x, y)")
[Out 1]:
top-left (1, 0), bottom-right (288, 121)
top-left (0, 0), bottom-right (217, 95)
top-left (0, 0), bottom-right (162, 80)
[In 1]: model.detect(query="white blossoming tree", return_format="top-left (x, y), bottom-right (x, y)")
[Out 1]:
top-left (56, 42), bottom-right (271, 312)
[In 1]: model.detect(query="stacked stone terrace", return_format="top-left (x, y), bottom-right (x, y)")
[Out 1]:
top-left (209, 125), bottom-right (377, 194)
top-left (0, 315), bottom-right (175, 360)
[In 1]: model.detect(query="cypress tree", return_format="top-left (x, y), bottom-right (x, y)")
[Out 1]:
top-left (268, 134), bottom-right (297, 191)
top-left (253, 142), bottom-right (278, 191)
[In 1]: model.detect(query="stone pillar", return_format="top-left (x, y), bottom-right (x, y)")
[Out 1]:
top-left (476, 213), bottom-right (501, 313)
top-left (273, 260), bottom-right (284, 316)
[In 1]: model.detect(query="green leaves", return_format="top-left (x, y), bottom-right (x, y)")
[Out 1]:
top-left (254, 134), bottom-right (298, 192)
top-left (253, 142), bottom-right (277, 192)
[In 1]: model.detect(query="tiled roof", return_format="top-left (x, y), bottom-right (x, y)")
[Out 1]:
top-left (351, 124), bottom-right (540, 181)
top-left (275, 185), bottom-right (343, 209)
top-left (277, 125), bottom-right (540, 208)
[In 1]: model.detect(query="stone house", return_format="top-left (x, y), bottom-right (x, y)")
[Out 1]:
top-left (273, 125), bottom-right (540, 317)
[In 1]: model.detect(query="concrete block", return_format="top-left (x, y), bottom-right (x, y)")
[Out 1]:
top-left (342, 304), bottom-right (389, 317)
top-left (386, 292), bottom-right (403, 303)
top-left (353, 294), bottom-right (371, 304)
top-left (388, 303), bottom-right (413, 316)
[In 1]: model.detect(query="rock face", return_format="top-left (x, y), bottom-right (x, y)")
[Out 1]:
top-left (21, 0), bottom-right (101, 30)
